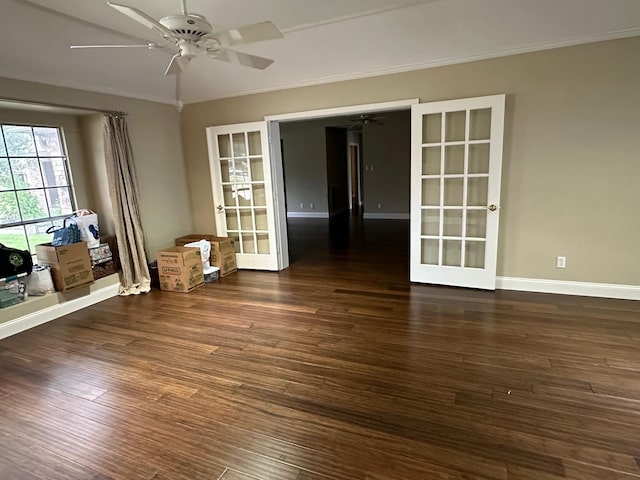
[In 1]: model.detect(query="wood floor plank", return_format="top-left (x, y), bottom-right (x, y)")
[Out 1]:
top-left (1, 217), bottom-right (639, 479)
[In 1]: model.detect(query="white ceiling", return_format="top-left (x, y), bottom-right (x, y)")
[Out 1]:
top-left (2, 0), bottom-right (640, 105)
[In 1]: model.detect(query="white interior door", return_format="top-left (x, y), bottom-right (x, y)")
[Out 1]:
top-left (206, 122), bottom-right (279, 270)
top-left (410, 95), bottom-right (505, 289)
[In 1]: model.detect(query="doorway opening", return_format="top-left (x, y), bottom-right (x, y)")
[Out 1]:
top-left (266, 99), bottom-right (418, 268)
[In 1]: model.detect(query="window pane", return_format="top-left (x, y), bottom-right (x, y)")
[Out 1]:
top-left (26, 221), bottom-right (54, 253)
top-left (10, 158), bottom-right (43, 188)
top-left (41, 158), bottom-right (69, 187)
top-left (0, 135), bottom-right (6, 156)
top-left (0, 158), bottom-right (14, 190)
top-left (0, 225), bottom-right (27, 250)
top-left (3, 125), bottom-right (37, 156)
top-left (46, 187), bottom-right (73, 217)
top-left (33, 127), bottom-right (63, 156)
top-left (17, 190), bottom-right (47, 221)
top-left (0, 191), bottom-right (20, 224)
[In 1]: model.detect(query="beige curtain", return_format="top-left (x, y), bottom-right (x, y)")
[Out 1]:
top-left (103, 114), bottom-right (151, 295)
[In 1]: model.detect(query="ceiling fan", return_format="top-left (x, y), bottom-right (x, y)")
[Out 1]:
top-left (344, 114), bottom-right (385, 130)
top-left (70, 0), bottom-right (283, 76)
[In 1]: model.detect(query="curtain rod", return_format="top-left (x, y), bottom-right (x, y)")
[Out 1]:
top-left (0, 96), bottom-right (128, 117)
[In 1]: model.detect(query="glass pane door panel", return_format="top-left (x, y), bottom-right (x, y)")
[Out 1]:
top-left (469, 109), bottom-right (492, 141)
top-left (237, 185), bottom-right (252, 206)
top-left (247, 132), bottom-right (262, 155)
top-left (257, 233), bottom-right (270, 254)
top-left (466, 210), bottom-right (487, 238)
top-left (422, 147), bottom-right (440, 175)
top-left (421, 209), bottom-right (440, 236)
top-left (465, 241), bottom-right (486, 268)
top-left (442, 239), bottom-right (462, 266)
top-left (229, 232), bottom-right (240, 253)
top-left (225, 210), bottom-right (239, 230)
top-left (218, 134), bottom-right (231, 158)
top-left (234, 158), bottom-right (250, 183)
top-left (443, 178), bottom-right (463, 206)
top-left (223, 185), bottom-right (236, 206)
top-left (242, 233), bottom-right (256, 254)
top-left (240, 209), bottom-right (254, 230)
top-left (444, 145), bottom-right (464, 174)
top-left (421, 239), bottom-right (439, 265)
top-left (255, 209), bottom-right (268, 230)
top-left (422, 113), bottom-right (442, 143)
top-left (422, 179), bottom-right (440, 206)
top-left (467, 177), bottom-right (488, 206)
top-left (445, 111), bottom-right (466, 142)
top-left (232, 133), bottom-right (246, 156)
top-left (220, 160), bottom-right (232, 182)
top-left (250, 158), bottom-right (264, 181)
top-left (468, 144), bottom-right (490, 174)
top-left (443, 209), bottom-right (463, 237)
top-left (253, 184), bottom-right (266, 206)
top-left (0, 192), bottom-right (20, 223)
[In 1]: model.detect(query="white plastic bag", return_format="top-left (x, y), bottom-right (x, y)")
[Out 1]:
top-left (184, 240), bottom-right (211, 269)
top-left (73, 209), bottom-right (100, 248)
top-left (26, 265), bottom-right (55, 296)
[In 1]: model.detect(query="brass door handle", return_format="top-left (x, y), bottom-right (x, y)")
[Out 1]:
top-left (216, 205), bottom-right (224, 212)
top-left (488, 204), bottom-right (497, 212)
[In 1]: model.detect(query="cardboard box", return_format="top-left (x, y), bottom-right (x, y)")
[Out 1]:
top-left (175, 234), bottom-right (237, 277)
top-left (157, 246), bottom-right (204, 293)
top-left (36, 241), bottom-right (94, 292)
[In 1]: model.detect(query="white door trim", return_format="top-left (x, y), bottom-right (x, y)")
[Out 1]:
top-left (265, 99), bottom-right (419, 122)
top-left (264, 98), bottom-right (419, 270)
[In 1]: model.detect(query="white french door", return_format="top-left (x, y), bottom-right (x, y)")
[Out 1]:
top-left (206, 122), bottom-right (279, 270)
top-left (410, 95), bottom-right (505, 289)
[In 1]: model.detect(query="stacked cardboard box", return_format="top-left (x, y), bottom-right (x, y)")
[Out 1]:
top-left (175, 235), bottom-right (237, 277)
top-left (36, 241), bottom-right (94, 291)
top-left (156, 246), bottom-right (204, 293)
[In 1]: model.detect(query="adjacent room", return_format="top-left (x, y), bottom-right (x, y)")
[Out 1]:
top-left (0, 1), bottom-right (639, 479)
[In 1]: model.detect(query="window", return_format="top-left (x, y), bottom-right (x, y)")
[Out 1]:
top-left (0, 124), bottom-right (75, 256)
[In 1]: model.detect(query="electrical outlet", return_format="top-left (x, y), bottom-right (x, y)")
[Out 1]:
top-left (556, 256), bottom-right (566, 268)
top-left (310, 202), bottom-right (315, 209)
top-left (299, 202), bottom-right (304, 208)
top-left (377, 203), bottom-right (383, 209)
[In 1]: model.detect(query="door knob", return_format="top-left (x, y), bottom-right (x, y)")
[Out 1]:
top-left (216, 205), bottom-right (224, 212)
top-left (488, 204), bottom-right (497, 211)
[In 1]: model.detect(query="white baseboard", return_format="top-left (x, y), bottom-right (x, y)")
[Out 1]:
top-left (0, 282), bottom-right (120, 340)
top-left (496, 276), bottom-right (640, 301)
top-left (287, 212), bottom-right (329, 218)
top-left (363, 213), bottom-right (410, 220)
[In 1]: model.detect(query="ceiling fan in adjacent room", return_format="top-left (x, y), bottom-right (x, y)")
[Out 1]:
top-left (70, 0), bottom-right (283, 76)
top-left (343, 114), bottom-right (385, 130)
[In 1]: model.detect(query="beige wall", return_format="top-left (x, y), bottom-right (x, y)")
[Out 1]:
top-left (182, 37), bottom-right (640, 286)
top-left (0, 76), bottom-right (193, 258)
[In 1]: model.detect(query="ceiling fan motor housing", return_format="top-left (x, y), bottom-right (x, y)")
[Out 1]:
top-left (159, 14), bottom-right (213, 40)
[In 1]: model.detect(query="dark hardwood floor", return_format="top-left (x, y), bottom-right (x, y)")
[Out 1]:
top-left (1, 216), bottom-right (639, 480)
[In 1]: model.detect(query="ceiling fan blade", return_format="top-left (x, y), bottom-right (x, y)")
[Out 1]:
top-left (107, 2), bottom-right (177, 40)
top-left (165, 54), bottom-right (191, 76)
top-left (207, 48), bottom-right (274, 70)
top-left (70, 43), bottom-right (163, 49)
top-left (213, 21), bottom-right (283, 46)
